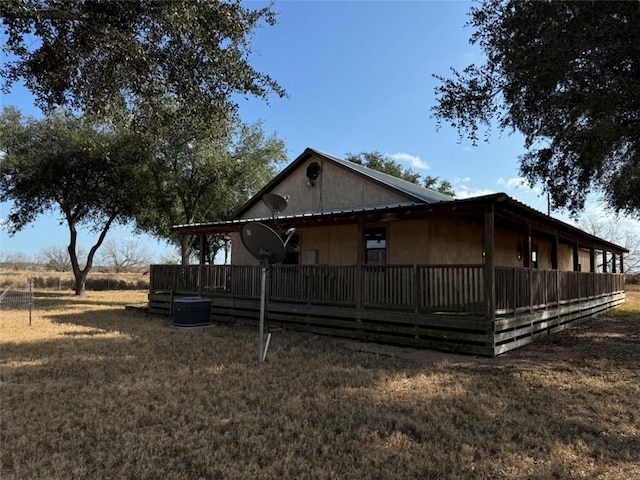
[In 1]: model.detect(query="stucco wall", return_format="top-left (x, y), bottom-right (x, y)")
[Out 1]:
top-left (389, 218), bottom-right (485, 265)
top-left (298, 225), bottom-right (358, 265)
top-left (242, 154), bottom-right (410, 219)
top-left (230, 219), bottom-right (589, 271)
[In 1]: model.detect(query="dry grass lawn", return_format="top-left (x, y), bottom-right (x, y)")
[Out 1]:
top-left (1, 290), bottom-right (639, 479)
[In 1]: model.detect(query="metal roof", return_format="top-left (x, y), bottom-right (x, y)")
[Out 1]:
top-left (312, 150), bottom-right (455, 204)
top-left (172, 192), bottom-right (628, 253)
top-left (231, 148), bottom-right (454, 219)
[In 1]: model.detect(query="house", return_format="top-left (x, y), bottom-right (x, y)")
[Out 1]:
top-left (149, 148), bottom-right (627, 356)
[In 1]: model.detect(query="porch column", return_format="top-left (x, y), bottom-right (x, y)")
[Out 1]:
top-left (572, 243), bottom-right (580, 272)
top-left (484, 205), bottom-right (496, 320)
top-left (612, 253), bottom-right (617, 273)
top-left (522, 226), bottom-right (532, 268)
top-left (589, 247), bottom-right (596, 273)
top-left (198, 233), bottom-right (205, 296)
top-left (620, 253), bottom-right (624, 273)
top-left (551, 234), bottom-right (559, 270)
top-left (602, 250), bottom-right (608, 273)
top-left (356, 222), bottom-right (364, 310)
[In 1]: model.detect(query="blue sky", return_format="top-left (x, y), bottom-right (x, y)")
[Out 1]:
top-left (1, 0), bottom-right (638, 262)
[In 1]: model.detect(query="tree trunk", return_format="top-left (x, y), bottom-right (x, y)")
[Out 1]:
top-left (74, 271), bottom-right (89, 296)
top-left (67, 213), bottom-right (117, 296)
top-left (180, 235), bottom-right (194, 265)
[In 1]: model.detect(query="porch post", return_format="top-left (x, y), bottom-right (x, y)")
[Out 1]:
top-left (356, 222), bottom-right (364, 310)
top-left (589, 247), bottom-right (596, 273)
top-left (198, 233), bottom-right (205, 296)
top-left (572, 243), bottom-right (580, 272)
top-left (612, 253), bottom-right (617, 273)
top-left (620, 253), bottom-right (624, 273)
top-left (483, 205), bottom-right (496, 320)
top-left (551, 234), bottom-right (559, 270)
top-left (602, 250), bottom-right (608, 273)
top-left (523, 226), bottom-right (532, 268)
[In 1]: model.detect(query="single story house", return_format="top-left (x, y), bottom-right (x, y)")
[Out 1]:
top-left (149, 148), bottom-right (627, 356)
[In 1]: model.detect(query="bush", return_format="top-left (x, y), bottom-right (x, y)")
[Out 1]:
top-left (27, 276), bottom-right (149, 291)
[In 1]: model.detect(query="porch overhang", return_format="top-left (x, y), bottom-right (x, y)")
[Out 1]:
top-left (170, 193), bottom-right (628, 256)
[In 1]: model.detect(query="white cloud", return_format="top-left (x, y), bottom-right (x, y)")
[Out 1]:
top-left (454, 186), bottom-right (495, 199)
top-left (454, 176), bottom-right (471, 184)
top-left (388, 152), bottom-right (430, 170)
top-left (497, 176), bottom-right (542, 194)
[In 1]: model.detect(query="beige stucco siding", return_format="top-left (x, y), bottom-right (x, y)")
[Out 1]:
top-left (230, 216), bottom-right (584, 271)
top-left (299, 225), bottom-right (358, 265)
top-left (494, 229), bottom-right (522, 268)
top-left (578, 248), bottom-right (592, 272)
top-left (242, 154), bottom-right (411, 219)
top-left (389, 218), bottom-right (484, 265)
top-left (558, 244), bottom-right (574, 271)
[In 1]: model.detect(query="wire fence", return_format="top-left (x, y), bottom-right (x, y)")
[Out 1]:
top-left (0, 280), bottom-right (34, 326)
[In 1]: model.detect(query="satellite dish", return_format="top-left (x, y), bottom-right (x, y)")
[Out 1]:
top-left (306, 162), bottom-right (321, 186)
top-left (241, 222), bottom-right (286, 265)
top-left (262, 193), bottom-right (288, 217)
top-left (240, 222), bottom-right (288, 365)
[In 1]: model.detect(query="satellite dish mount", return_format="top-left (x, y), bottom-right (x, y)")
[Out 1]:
top-left (240, 222), bottom-right (293, 364)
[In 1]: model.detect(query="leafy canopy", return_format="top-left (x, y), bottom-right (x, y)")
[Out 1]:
top-left (344, 151), bottom-right (455, 196)
top-left (432, 0), bottom-right (640, 216)
top-left (0, 107), bottom-right (151, 293)
top-left (0, 0), bottom-right (285, 129)
top-left (135, 116), bottom-right (287, 264)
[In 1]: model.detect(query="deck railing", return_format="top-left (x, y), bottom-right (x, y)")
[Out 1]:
top-left (150, 264), bottom-right (485, 312)
top-left (150, 264), bottom-right (624, 316)
top-left (495, 267), bottom-right (625, 314)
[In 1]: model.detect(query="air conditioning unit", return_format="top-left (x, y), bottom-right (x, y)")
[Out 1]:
top-left (173, 297), bottom-right (212, 327)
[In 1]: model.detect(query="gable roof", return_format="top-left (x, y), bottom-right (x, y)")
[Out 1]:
top-left (232, 147), bottom-right (454, 219)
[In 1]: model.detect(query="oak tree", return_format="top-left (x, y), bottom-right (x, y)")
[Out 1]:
top-left (345, 151), bottom-right (455, 196)
top-left (433, 0), bottom-right (640, 216)
top-left (1, 0), bottom-right (285, 131)
top-left (0, 107), bottom-right (151, 295)
top-left (135, 118), bottom-right (287, 265)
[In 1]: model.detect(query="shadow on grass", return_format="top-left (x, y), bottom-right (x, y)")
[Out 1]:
top-left (2, 301), bottom-right (639, 479)
top-left (33, 291), bottom-right (149, 312)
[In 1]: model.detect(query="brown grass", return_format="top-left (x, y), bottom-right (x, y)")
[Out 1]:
top-left (1, 290), bottom-right (639, 479)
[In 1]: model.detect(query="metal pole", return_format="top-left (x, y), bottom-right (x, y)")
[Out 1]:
top-left (258, 264), bottom-right (267, 364)
top-left (28, 278), bottom-right (32, 327)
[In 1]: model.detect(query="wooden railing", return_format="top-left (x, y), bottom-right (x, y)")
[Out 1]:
top-left (150, 264), bottom-right (624, 316)
top-left (495, 267), bottom-right (625, 314)
top-left (150, 264), bottom-right (484, 312)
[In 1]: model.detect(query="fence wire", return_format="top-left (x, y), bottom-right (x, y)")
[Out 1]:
top-left (0, 281), bottom-right (34, 326)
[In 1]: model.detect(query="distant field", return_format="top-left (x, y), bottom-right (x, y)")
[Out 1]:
top-left (1, 289), bottom-right (638, 479)
top-left (0, 267), bottom-right (149, 290)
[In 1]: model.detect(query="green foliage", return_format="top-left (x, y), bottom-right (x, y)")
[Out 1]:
top-left (433, 0), bottom-right (640, 216)
top-left (345, 151), bottom-right (455, 196)
top-left (135, 118), bottom-right (287, 264)
top-left (0, 107), bottom-right (151, 294)
top-left (0, 0), bottom-right (285, 131)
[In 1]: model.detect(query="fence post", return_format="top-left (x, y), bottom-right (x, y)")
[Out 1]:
top-left (29, 278), bottom-right (33, 327)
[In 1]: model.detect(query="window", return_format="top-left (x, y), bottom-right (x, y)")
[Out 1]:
top-left (365, 227), bottom-right (387, 265)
